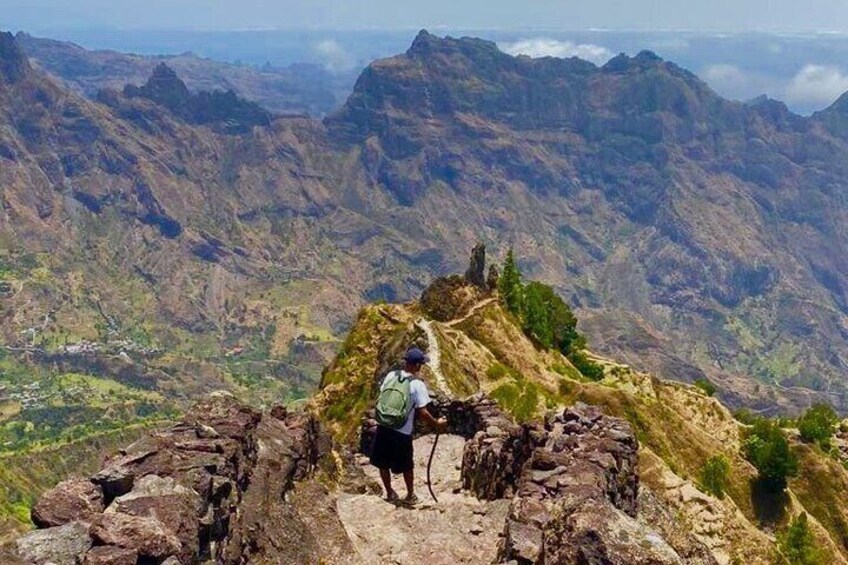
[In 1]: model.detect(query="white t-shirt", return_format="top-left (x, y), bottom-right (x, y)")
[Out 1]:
top-left (380, 370), bottom-right (431, 435)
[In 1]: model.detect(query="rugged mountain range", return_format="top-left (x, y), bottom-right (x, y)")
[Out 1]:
top-left (14, 32), bottom-right (343, 116)
top-left (2, 28), bottom-right (848, 419)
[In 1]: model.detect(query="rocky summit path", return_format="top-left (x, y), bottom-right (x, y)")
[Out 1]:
top-left (336, 434), bottom-right (511, 565)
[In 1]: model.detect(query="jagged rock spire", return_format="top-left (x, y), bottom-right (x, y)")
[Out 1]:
top-left (0, 32), bottom-right (30, 84)
top-left (464, 243), bottom-right (487, 289)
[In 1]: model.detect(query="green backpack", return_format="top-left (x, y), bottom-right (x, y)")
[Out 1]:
top-left (375, 371), bottom-right (413, 429)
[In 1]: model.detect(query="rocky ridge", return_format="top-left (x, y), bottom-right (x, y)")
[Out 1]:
top-left (11, 390), bottom-right (714, 565)
top-left (8, 393), bottom-right (348, 565)
top-left (315, 273), bottom-right (848, 564)
top-left (117, 63), bottom-right (272, 134)
top-left (15, 32), bottom-right (343, 116)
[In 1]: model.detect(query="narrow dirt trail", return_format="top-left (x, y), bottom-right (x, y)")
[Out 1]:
top-left (416, 319), bottom-right (451, 396)
top-left (336, 434), bottom-right (510, 565)
top-left (417, 297), bottom-right (497, 399)
top-left (446, 297), bottom-right (497, 327)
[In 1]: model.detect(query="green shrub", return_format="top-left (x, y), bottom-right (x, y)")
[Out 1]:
top-left (568, 350), bottom-right (605, 381)
top-left (558, 379), bottom-right (576, 397)
top-left (497, 249), bottom-right (587, 357)
top-left (778, 513), bottom-right (822, 565)
top-left (742, 417), bottom-right (798, 491)
top-left (486, 363), bottom-right (511, 381)
top-left (694, 378), bottom-right (717, 397)
top-left (797, 404), bottom-right (838, 446)
top-left (698, 455), bottom-right (730, 499)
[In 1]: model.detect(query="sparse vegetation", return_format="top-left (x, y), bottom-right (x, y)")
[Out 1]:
top-left (552, 361), bottom-right (582, 381)
top-left (485, 362), bottom-right (513, 381)
top-left (733, 408), bottom-right (758, 425)
top-left (490, 374), bottom-right (541, 423)
top-left (699, 455), bottom-right (730, 498)
top-left (777, 513), bottom-right (822, 565)
top-left (568, 350), bottom-right (605, 381)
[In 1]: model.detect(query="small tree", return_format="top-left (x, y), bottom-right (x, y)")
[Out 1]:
top-left (698, 455), bottom-right (730, 499)
top-left (778, 513), bottom-right (822, 565)
top-left (523, 281), bottom-right (554, 348)
top-left (797, 404), bottom-right (838, 447)
top-left (694, 378), bottom-right (717, 397)
top-left (742, 418), bottom-right (798, 492)
top-left (498, 248), bottom-right (524, 317)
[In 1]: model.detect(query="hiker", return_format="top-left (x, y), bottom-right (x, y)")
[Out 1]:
top-left (370, 347), bottom-right (447, 505)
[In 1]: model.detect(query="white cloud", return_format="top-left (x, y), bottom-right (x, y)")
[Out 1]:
top-left (499, 38), bottom-right (614, 66)
top-left (700, 63), bottom-right (776, 101)
top-left (702, 64), bottom-right (749, 91)
top-left (314, 39), bottom-right (356, 73)
top-left (784, 64), bottom-right (848, 109)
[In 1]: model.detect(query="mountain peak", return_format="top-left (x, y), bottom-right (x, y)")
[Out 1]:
top-left (823, 90), bottom-right (848, 114)
top-left (406, 28), bottom-right (500, 60)
top-left (408, 29), bottom-right (435, 53)
top-left (127, 62), bottom-right (191, 101)
top-left (0, 31), bottom-right (31, 83)
top-left (602, 50), bottom-right (666, 73)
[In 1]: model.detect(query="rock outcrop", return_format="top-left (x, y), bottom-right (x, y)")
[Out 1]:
top-left (12, 393), bottom-right (336, 565)
top-left (0, 31), bottom-right (30, 83)
top-left (121, 63), bottom-right (272, 133)
top-left (358, 394), bottom-right (715, 564)
top-left (465, 243), bottom-right (487, 289)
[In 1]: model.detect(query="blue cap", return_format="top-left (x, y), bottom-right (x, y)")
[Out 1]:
top-left (404, 348), bottom-right (430, 364)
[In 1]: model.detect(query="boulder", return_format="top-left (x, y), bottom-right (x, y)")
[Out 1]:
top-left (90, 512), bottom-right (181, 560)
top-left (106, 475), bottom-right (201, 563)
top-left (15, 521), bottom-right (92, 565)
top-left (545, 499), bottom-right (685, 564)
top-left (31, 478), bottom-right (104, 528)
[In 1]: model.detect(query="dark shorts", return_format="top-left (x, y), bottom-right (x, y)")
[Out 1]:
top-left (369, 425), bottom-right (414, 474)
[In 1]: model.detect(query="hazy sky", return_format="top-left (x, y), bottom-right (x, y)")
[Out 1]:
top-left (4, 0), bottom-right (848, 32)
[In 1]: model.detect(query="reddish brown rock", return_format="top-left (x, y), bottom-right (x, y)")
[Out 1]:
top-left (83, 545), bottom-right (138, 565)
top-left (106, 475), bottom-right (201, 564)
top-left (31, 478), bottom-right (104, 528)
top-left (22, 394), bottom-right (338, 565)
top-left (90, 512), bottom-right (181, 560)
